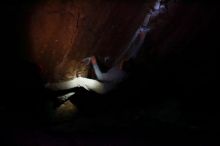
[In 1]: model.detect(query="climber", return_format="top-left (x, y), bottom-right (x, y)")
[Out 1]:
top-left (45, 56), bottom-right (132, 97)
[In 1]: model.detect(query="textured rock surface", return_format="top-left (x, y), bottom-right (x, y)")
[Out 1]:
top-left (28, 0), bottom-right (156, 82)
top-left (0, 1), bottom-right (217, 145)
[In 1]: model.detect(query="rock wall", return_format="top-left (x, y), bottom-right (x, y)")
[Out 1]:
top-left (28, 0), bottom-right (155, 82)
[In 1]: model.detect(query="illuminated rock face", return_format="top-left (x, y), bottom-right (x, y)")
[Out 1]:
top-left (28, 0), bottom-right (153, 82)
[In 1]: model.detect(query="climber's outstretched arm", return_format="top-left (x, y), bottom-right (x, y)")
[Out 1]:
top-left (91, 56), bottom-right (111, 81)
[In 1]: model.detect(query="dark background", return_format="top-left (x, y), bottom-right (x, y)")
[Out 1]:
top-left (0, 0), bottom-right (218, 145)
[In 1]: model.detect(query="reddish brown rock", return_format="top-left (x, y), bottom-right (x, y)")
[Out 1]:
top-left (28, 0), bottom-right (155, 82)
